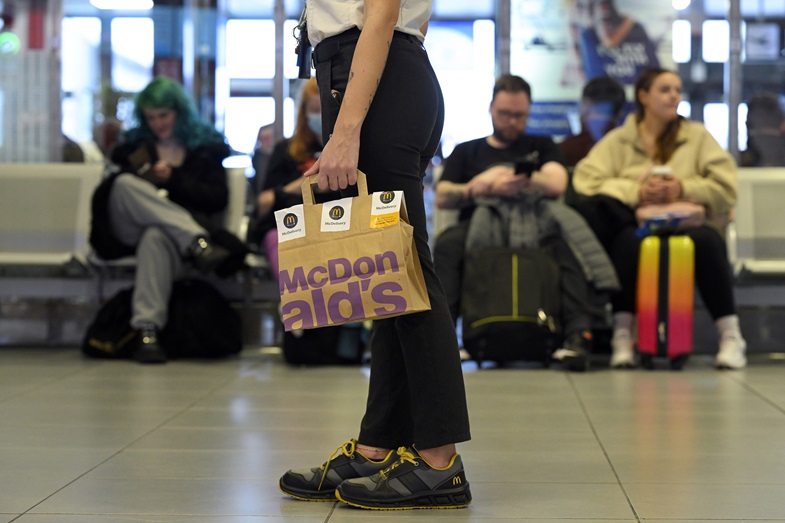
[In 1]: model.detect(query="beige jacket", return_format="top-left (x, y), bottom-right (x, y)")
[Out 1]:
top-left (573, 113), bottom-right (737, 230)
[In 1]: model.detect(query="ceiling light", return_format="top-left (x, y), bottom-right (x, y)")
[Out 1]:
top-left (89, 0), bottom-right (153, 10)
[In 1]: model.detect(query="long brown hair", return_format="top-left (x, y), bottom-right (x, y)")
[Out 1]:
top-left (288, 77), bottom-right (320, 164)
top-left (634, 67), bottom-right (684, 164)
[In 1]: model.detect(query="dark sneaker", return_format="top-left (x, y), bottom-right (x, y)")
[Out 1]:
top-left (335, 447), bottom-right (472, 510)
top-left (552, 330), bottom-right (591, 372)
top-left (279, 439), bottom-right (396, 502)
top-left (132, 323), bottom-right (167, 364)
top-left (188, 236), bottom-right (230, 274)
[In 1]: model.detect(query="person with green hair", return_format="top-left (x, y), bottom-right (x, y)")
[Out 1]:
top-left (89, 76), bottom-right (233, 364)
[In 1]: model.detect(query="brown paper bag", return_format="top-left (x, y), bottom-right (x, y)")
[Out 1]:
top-left (274, 171), bottom-right (431, 332)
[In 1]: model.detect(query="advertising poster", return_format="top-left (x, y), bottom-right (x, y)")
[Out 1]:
top-left (510, 0), bottom-right (675, 136)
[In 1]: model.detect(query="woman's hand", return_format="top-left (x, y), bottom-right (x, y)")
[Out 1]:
top-left (640, 170), bottom-right (682, 204)
top-left (660, 176), bottom-right (682, 202)
top-left (150, 160), bottom-right (172, 183)
top-left (304, 132), bottom-right (360, 191)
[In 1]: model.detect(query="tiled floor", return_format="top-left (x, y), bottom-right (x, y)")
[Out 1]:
top-left (1, 347), bottom-right (785, 522)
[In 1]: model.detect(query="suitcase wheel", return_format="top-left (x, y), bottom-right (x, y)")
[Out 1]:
top-left (640, 353), bottom-right (655, 370)
top-left (670, 354), bottom-right (689, 371)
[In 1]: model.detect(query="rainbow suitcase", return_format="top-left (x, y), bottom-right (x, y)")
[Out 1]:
top-left (636, 235), bottom-right (695, 370)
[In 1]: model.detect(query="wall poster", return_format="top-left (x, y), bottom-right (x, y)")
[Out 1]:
top-left (510, 0), bottom-right (675, 136)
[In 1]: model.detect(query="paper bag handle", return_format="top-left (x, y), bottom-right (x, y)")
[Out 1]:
top-left (301, 170), bottom-right (369, 205)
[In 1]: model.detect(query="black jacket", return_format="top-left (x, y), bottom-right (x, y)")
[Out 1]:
top-left (90, 140), bottom-right (231, 260)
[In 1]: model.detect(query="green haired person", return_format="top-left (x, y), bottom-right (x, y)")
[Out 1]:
top-left (89, 76), bottom-right (235, 364)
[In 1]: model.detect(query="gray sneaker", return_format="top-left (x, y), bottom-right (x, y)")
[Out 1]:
top-left (279, 439), bottom-right (395, 501)
top-left (335, 446), bottom-right (472, 510)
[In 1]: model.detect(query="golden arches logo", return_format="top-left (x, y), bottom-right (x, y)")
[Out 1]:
top-left (452, 476), bottom-right (462, 486)
top-left (380, 191), bottom-right (395, 204)
top-left (329, 206), bottom-right (345, 220)
top-left (283, 213), bottom-right (298, 229)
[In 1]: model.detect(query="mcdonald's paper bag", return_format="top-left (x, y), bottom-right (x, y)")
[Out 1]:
top-left (274, 171), bottom-right (431, 331)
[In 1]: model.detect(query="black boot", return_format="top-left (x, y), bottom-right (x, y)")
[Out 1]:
top-left (132, 322), bottom-right (167, 364)
top-left (188, 236), bottom-right (230, 274)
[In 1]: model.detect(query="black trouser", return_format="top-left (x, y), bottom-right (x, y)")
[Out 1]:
top-left (571, 194), bottom-right (737, 319)
top-left (314, 29), bottom-right (470, 450)
top-left (433, 221), bottom-right (593, 337)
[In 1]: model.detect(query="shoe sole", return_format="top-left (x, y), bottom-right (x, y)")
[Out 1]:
top-left (715, 362), bottom-right (747, 370)
top-left (335, 486), bottom-right (472, 510)
top-left (561, 354), bottom-right (589, 372)
top-left (279, 482), bottom-right (337, 502)
top-left (132, 350), bottom-right (167, 364)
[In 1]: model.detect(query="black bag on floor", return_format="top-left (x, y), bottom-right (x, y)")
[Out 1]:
top-left (283, 322), bottom-right (368, 366)
top-left (82, 287), bottom-right (136, 359)
top-left (461, 247), bottom-right (561, 365)
top-left (161, 278), bottom-right (243, 359)
top-left (82, 278), bottom-right (242, 359)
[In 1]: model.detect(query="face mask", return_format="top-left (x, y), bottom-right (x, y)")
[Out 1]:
top-left (307, 113), bottom-right (322, 136)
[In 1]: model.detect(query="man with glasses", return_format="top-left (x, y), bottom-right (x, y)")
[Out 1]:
top-left (434, 74), bottom-right (614, 371)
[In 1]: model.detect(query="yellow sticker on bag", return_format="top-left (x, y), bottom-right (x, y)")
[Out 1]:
top-left (370, 191), bottom-right (402, 228)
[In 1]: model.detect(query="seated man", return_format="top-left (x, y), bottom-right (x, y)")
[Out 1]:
top-left (434, 74), bottom-right (618, 372)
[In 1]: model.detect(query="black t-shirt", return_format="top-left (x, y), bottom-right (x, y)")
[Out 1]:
top-left (440, 135), bottom-right (565, 222)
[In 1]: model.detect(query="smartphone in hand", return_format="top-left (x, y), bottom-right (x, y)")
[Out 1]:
top-left (127, 145), bottom-right (157, 182)
top-left (514, 158), bottom-right (538, 177)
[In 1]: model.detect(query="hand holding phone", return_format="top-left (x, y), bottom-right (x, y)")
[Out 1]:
top-left (127, 145), bottom-right (161, 183)
top-left (514, 158), bottom-right (538, 177)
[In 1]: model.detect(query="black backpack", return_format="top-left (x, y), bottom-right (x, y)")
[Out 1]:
top-left (160, 278), bottom-right (243, 358)
top-left (282, 322), bottom-right (369, 366)
top-left (82, 287), bottom-right (136, 359)
top-left (461, 247), bottom-right (561, 366)
top-left (82, 278), bottom-right (242, 359)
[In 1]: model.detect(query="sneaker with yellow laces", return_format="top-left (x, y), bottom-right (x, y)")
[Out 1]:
top-left (335, 446), bottom-right (472, 510)
top-left (279, 439), bottom-right (395, 501)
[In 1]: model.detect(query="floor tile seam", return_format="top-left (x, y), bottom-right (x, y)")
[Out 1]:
top-left (37, 476), bottom-right (271, 482)
top-left (726, 375), bottom-right (785, 417)
top-left (565, 374), bottom-right (642, 522)
top-left (0, 364), bottom-right (102, 406)
top-left (18, 511), bottom-right (278, 517)
top-left (613, 481), bottom-right (785, 485)
top-left (448, 480), bottom-right (624, 485)
top-left (11, 372), bottom-right (246, 518)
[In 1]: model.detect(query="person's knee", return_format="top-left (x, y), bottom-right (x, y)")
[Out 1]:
top-left (138, 226), bottom-right (177, 252)
top-left (112, 172), bottom-right (145, 193)
top-left (689, 226), bottom-right (725, 251)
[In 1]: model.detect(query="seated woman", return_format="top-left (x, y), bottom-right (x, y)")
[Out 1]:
top-left (90, 76), bottom-right (232, 364)
top-left (249, 77), bottom-right (338, 277)
top-left (572, 67), bottom-right (746, 370)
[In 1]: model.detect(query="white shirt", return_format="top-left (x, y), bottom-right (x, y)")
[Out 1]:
top-left (306, 0), bottom-right (431, 47)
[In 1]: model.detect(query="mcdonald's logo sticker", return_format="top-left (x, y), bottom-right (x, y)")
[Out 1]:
top-left (452, 476), bottom-right (462, 486)
top-left (380, 191), bottom-right (395, 204)
top-left (283, 213), bottom-right (298, 229)
top-left (329, 206), bottom-right (345, 220)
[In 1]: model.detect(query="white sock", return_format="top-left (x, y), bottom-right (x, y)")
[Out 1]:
top-left (716, 314), bottom-right (742, 339)
top-left (613, 312), bottom-right (635, 339)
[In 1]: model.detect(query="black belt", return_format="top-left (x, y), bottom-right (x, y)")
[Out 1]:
top-left (312, 27), bottom-right (420, 65)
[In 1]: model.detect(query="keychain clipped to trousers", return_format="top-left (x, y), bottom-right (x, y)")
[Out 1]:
top-left (294, 4), bottom-right (312, 79)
